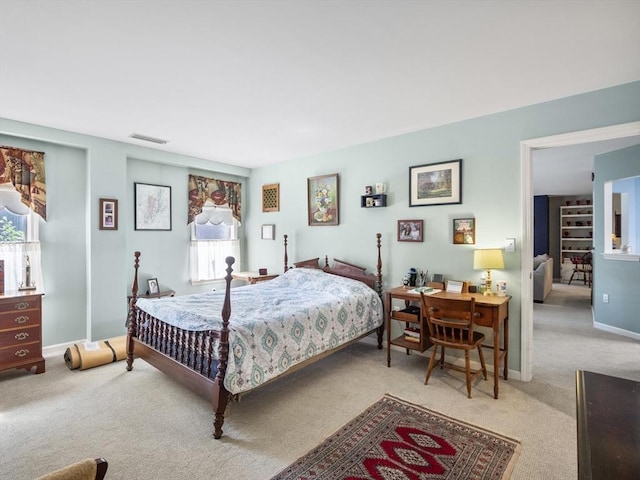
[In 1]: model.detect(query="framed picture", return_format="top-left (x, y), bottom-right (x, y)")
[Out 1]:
top-left (134, 182), bottom-right (172, 231)
top-left (261, 224), bottom-right (275, 240)
top-left (409, 159), bottom-right (462, 207)
top-left (453, 218), bottom-right (475, 244)
top-left (99, 198), bottom-right (118, 230)
top-left (307, 173), bottom-right (339, 226)
top-left (398, 219), bottom-right (424, 242)
top-left (147, 278), bottom-right (159, 295)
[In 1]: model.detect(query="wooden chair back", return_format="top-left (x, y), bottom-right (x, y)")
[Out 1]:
top-left (420, 294), bottom-right (477, 348)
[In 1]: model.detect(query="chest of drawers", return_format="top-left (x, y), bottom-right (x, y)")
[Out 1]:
top-left (0, 292), bottom-right (45, 374)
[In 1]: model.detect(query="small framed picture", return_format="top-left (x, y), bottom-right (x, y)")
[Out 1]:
top-left (99, 198), bottom-right (118, 230)
top-left (453, 218), bottom-right (475, 244)
top-left (261, 224), bottom-right (275, 240)
top-left (398, 220), bottom-right (424, 242)
top-left (147, 278), bottom-right (160, 295)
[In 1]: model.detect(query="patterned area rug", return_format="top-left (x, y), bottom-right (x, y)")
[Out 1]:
top-left (271, 394), bottom-right (521, 480)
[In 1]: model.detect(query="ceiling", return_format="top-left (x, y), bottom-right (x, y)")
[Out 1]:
top-left (1, 0), bottom-right (639, 174)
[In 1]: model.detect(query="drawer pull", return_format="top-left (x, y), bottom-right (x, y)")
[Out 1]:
top-left (15, 349), bottom-right (30, 357)
top-left (14, 315), bottom-right (30, 324)
top-left (15, 332), bottom-right (30, 340)
top-left (15, 302), bottom-right (30, 310)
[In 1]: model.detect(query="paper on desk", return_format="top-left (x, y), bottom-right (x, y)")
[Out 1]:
top-left (410, 287), bottom-right (441, 295)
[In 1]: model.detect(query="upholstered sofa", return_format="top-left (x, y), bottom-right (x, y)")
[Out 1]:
top-left (533, 254), bottom-right (553, 303)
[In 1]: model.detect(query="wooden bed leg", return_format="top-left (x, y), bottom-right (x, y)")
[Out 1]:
top-left (126, 251), bottom-right (141, 371)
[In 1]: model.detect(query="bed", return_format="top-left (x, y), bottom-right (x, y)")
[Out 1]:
top-left (125, 233), bottom-right (384, 438)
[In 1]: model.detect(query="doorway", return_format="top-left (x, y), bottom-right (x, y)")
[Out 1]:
top-left (519, 121), bottom-right (640, 381)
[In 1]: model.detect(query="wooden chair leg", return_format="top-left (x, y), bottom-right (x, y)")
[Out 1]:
top-left (478, 345), bottom-right (487, 380)
top-left (439, 346), bottom-right (446, 368)
top-left (465, 350), bottom-right (472, 398)
top-left (425, 345), bottom-right (438, 385)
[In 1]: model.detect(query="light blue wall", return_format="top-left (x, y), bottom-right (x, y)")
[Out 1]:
top-left (0, 120), bottom-right (249, 344)
top-left (248, 81), bottom-right (640, 372)
top-left (1, 80), bottom-right (639, 373)
top-left (593, 144), bottom-right (640, 334)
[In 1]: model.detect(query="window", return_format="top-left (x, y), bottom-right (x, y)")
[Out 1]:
top-left (0, 184), bottom-right (43, 291)
top-left (189, 204), bottom-right (241, 283)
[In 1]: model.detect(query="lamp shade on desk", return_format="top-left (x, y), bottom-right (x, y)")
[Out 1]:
top-left (473, 249), bottom-right (504, 295)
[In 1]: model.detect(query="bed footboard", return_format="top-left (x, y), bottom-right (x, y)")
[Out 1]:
top-left (125, 252), bottom-right (235, 439)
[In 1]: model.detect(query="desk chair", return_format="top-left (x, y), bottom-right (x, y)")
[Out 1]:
top-left (568, 252), bottom-right (592, 287)
top-left (420, 294), bottom-right (487, 398)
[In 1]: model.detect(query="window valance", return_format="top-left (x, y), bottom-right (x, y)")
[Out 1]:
top-left (0, 146), bottom-right (47, 221)
top-left (188, 175), bottom-right (241, 225)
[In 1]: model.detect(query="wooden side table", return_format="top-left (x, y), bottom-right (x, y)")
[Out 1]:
top-left (128, 290), bottom-right (175, 303)
top-left (232, 272), bottom-right (278, 284)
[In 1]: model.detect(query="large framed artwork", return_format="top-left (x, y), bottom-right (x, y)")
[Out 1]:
top-left (307, 173), bottom-right (339, 226)
top-left (134, 182), bottom-right (172, 231)
top-left (409, 159), bottom-right (462, 207)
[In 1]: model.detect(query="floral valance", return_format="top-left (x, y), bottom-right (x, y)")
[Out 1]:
top-left (0, 146), bottom-right (46, 220)
top-left (188, 174), bottom-right (241, 225)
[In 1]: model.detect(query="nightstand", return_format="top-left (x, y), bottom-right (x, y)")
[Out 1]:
top-left (232, 272), bottom-right (278, 284)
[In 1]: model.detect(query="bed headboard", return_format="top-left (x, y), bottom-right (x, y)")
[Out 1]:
top-left (282, 233), bottom-right (383, 297)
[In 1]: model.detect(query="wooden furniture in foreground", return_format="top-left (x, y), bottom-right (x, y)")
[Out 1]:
top-left (126, 233), bottom-right (384, 439)
top-left (36, 457), bottom-right (108, 480)
top-left (386, 286), bottom-right (509, 399)
top-left (231, 271), bottom-right (279, 284)
top-left (575, 370), bottom-right (639, 480)
top-left (420, 294), bottom-right (487, 398)
top-left (0, 291), bottom-right (45, 375)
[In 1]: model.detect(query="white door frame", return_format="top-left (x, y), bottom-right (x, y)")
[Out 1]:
top-left (519, 121), bottom-right (640, 381)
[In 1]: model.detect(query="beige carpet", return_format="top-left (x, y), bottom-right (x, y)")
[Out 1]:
top-left (1, 284), bottom-right (637, 479)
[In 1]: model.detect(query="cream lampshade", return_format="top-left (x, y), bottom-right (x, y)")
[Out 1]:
top-left (473, 249), bottom-right (504, 296)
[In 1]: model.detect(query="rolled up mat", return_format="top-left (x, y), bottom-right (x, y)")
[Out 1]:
top-left (64, 335), bottom-right (127, 370)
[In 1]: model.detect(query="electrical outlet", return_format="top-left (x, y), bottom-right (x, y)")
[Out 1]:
top-left (603, 293), bottom-right (609, 303)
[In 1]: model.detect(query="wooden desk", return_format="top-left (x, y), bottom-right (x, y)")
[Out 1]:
top-left (232, 271), bottom-right (279, 284)
top-left (575, 370), bottom-right (639, 480)
top-left (385, 286), bottom-right (510, 399)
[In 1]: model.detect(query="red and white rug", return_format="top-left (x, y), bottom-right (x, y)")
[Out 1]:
top-left (271, 394), bottom-right (521, 480)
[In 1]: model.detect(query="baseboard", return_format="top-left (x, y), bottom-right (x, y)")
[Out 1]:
top-left (43, 339), bottom-right (87, 359)
top-left (593, 322), bottom-right (640, 341)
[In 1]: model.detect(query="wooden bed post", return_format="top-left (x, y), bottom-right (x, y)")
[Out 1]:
top-left (375, 233), bottom-right (384, 350)
top-left (213, 256), bottom-right (234, 439)
top-left (283, 234), bottom-right (289, 271)
top-left (126, 251), bottom-right (140, 371)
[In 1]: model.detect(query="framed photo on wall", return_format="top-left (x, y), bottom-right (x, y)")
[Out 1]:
top-left (453, 218), bottom-right (475, 244)
top-left (398, 219), bottom-right (424, 242)
top-left (261, 224), bottom-right (275, 240)
top-left (99, 198), bottom-right (118, 230)
top-left (134, 182), bottom-right (172, 231)
top-left (307, 173), bottom-right (339, 226)
top-left (409, 159), bottom-right (462, 207)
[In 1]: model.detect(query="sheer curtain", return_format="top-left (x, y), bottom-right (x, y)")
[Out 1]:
top-left (189, 239), bottom-right (240, 282)
top-left (0, 241), bottom-right (43, 292)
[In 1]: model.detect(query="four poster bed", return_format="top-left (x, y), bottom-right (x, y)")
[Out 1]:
top-left (125, 233), bottom-right (384, 438)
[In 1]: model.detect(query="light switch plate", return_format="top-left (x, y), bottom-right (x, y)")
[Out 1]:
top-left (505, 238), bottom-right (516, 253)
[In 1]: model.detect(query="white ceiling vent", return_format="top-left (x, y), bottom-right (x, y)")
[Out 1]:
top-left (128, 133), bottom-right (169, 145)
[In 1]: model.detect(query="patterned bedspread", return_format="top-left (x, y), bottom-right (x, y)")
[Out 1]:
top-left (136, 268), bottom-right (383, 394)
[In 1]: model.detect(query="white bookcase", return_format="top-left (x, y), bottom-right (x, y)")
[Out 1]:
top-left (560, 203), bottom-right (593, 281)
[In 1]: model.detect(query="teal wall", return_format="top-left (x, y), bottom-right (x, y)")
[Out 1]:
top-left (593, 144), bottom-right (640, 334)
top-left (1, 80), bottom-right (639, 374)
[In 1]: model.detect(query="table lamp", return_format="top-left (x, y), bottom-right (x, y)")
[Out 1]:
top-left (473, 249), bottom-right (504, 296)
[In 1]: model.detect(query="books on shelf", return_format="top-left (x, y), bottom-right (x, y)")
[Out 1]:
top-left (404, 327), bottom-right (420, 343)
